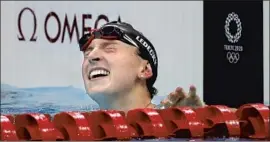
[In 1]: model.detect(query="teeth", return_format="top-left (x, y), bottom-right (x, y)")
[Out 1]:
top-left (89, 69), bottom-right (109, 79)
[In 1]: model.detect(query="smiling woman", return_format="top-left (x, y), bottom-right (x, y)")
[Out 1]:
top-left (78, 21), bottom-right (205, 113)
top-left (79, 21), bottom-right (159, 112)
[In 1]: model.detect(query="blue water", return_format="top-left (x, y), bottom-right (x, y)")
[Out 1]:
top-left (1, 84), bottom-right (98, 115)
top-left (1, 83), bottom-right (166, 115)
top-left (1, 83), bottom-right (268, 141)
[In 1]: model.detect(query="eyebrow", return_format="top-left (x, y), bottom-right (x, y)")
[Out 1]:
top-left (88, 40), bottom-right (118, 49)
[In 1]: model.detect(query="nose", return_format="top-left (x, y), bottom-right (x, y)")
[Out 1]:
top-left (88, 57), bottom-right (100, 64)
top-left (86, 47), bottom-right (102, 65)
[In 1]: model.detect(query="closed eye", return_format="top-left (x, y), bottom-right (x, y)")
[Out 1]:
top-left (104, 43), bottom-right (117, 52)
top-left (83, 46), bottom-right (94, 56)
top-left (83, 40), bottom-right (118, 56)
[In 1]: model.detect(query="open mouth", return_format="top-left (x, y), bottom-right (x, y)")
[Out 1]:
top-left (88, 68), bottom-right (110, 80)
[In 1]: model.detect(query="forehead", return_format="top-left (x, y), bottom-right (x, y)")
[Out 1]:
top-left (90, 38), bottom-right (115, 45)
top-left (89, 39), bottom-right (138, 51)
top-left (89, 39), bottom-right (122, 47)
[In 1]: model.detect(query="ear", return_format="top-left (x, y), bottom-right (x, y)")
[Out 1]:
top-left (138, 62), bottom-right (153, 80)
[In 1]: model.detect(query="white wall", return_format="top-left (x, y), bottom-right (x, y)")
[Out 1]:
top-left (1, 1), bottom-right (269, 104)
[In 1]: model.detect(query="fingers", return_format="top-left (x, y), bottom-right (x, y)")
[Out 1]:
top-left (173, 87), bottom-right (188, 107)
top-left (160, 85), bottom-right (206, 109)
top-left (175, 87), bottom-right (186, 99)
top-left (159, 87), bottom-right (186, 108)
top-left (169, 91), bottom-right (178, 103)
top-left (160, 97), bottom-right (173, 108)
top-left (172, 87), bottom-right (188, 107)
top-left (174, 85), bottom-right (205, 108)
top-left (188, 85), bottom-right (197, 98)
top-left (168, 87), bottom-right (186, 105)
top-left (188, 85), bottom-right (205, 107)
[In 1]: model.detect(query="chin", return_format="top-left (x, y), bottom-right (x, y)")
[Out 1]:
top-left (86, 84), bottom-right (114, 95)
top-left (87, 87), bottom-right (108, 94)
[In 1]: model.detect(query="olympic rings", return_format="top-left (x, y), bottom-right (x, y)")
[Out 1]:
top-left (226, 52), bottom-right (240, 64)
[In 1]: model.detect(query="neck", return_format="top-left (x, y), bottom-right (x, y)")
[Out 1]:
top-left (91, 84), bottom-right (154, 113)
